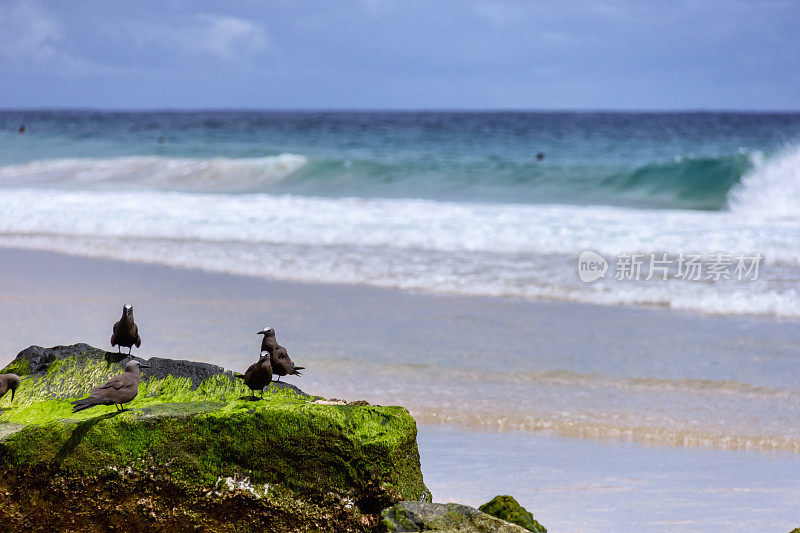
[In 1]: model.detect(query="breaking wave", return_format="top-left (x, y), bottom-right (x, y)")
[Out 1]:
top-left (0, 154), bottom-right (308, 192)
top-left (729, 143), bottom-right (800, 216)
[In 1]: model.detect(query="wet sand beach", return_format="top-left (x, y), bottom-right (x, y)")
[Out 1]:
top-left (1, 247), bottom-right (799, 531)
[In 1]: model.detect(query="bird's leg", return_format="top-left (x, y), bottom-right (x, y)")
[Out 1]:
top-left (128, 346), bottom-right (132, 355)
top-left (117, 346), bottom-right (121, 354)
top-left (276, 376), bottom-right (281, 382)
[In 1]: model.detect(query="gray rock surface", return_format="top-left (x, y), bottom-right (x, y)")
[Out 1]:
top-left (10, 343), bottom-right (308, 396)
top-left (381, 501), bottom-right (530, 532)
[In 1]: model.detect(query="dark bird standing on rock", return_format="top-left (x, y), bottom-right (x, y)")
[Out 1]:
top-left (71, 360), bottom-right (149, 412)
top-left (238, 351), bottom-right (272, 399)
top-left (111, 304), bottom-right (141, 354)
top-left (258, 326), bottom-right (279, 355)
top-left (0, 374), bottom-right (21, 403)
top-left (271, 345), bottom-right (303, 382)
top-left (257, 327), bottom-right (304, 382)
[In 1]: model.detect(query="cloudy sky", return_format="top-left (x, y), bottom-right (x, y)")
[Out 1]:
top-left (1, 0), bottom-right (798, 110)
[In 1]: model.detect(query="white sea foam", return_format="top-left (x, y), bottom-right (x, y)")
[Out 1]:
top-left (729, 143), bottom-right (800, 216)
top-left (0, 187), bottom-right (798, 318)
top-left (0, 188), bottom-right (797, 261)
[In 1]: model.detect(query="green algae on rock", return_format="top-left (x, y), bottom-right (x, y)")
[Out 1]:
top-left (0, 344), bottom-right (430, 532)
top-left (479, 495), bottom-right (546, 532)
top-left (380, 501), bottom-right (531, 532)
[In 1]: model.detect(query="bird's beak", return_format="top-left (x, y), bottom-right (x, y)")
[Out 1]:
top-left (139, 364), bottom-right (150, 369)
top-left (257, 330), bottom-right (267, 335)
top-left (10, 389), bottom-right (14, 402)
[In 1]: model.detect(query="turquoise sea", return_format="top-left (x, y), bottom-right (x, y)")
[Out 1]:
top-left (1, 111), bottom-right (799, 317)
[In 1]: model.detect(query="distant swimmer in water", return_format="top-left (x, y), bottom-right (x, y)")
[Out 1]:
top-left (536, 152), bottom-right (545, 161)
top-left (18, 125), bottom-right (25, 135)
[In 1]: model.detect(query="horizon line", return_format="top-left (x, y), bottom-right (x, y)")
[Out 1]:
top-left (1, 106), bottom-right (799, 115)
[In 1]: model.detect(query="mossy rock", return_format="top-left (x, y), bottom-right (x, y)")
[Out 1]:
top-left (0, 344), bottom-right (431, 531)
top-left (381, 501), bottom-right (532, 532)
top-left (479, 495), bottom-right (546, 532)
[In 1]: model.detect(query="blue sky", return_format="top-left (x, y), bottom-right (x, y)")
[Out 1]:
top-left (1, 0), bottom-right (798, 110)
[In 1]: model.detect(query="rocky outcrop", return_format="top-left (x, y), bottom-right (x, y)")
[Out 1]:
top-left (380, 501), bottom-right (530, 532)
top-left (479, 495), bottom-right (546, 532)
top-left (0, 344), bottom-right (430, 532)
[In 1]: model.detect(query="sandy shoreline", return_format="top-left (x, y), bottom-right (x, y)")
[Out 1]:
top-left (2, 246), bottom-right (797, 371)
top-left (2, 246), bottom-right (799, 530)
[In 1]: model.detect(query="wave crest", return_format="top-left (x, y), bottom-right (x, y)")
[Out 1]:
top-left (0, 154), bottom-right (308, 192)
top-left (728, 143), bottom-right (800, 216)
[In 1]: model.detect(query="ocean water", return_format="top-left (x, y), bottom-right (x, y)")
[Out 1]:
top-left (1, 110), bottom-right (799, 318)
top-left (2, 111), bottom-right (799, 530)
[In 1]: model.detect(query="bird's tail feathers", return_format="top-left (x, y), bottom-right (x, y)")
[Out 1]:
top-left (71, 397), bottom-right (100, 412)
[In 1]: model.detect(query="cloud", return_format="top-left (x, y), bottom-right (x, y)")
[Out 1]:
top-left (0, 0), bottom-right (126, 76)
top-left (1, 1), bottom-right (798, 109)
top-left (170, 14), bottom-right (269, 62)
top-left (0, 4), bottom-right (270, 77)
top-left (0, 1), bottom-right (66, 65)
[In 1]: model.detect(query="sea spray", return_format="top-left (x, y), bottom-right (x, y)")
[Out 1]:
top-left (729, 143), bottom-right (800, 216)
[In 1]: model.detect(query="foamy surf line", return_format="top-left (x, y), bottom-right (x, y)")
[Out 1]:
top-left (0, 233), bottom-right (799, 319)
top-left (0, 185), bottom-right (799, 318)
top-left (0, 187), bottom-right (799, 257)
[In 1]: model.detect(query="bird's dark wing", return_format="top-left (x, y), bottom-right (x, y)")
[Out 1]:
top-left (111, 320), bottom-right (121, 346)
top-left (133, 324), bottom-right (141, 347)
top-left (274, 346), bottom-right (289, 361)
top-left (94, 374), bottom-right (129, 391)
top-left (243, 361), bottom-right (259, 380)
top-left (260, 336), bottom-right (279, 354)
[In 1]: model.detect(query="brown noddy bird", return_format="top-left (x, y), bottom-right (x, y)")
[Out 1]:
top-left (257, 327), bottom-right (304, 381)
top-left (257, 326), bottom-right (279, 355)
top-left (111, 304), bottom-right (141, 355)
top-left (71, 360), bottom-right (149, 412)
top-left (0, 373), bottom-right (21, 403)
top-left (237, 351), bottom-right (272, 399)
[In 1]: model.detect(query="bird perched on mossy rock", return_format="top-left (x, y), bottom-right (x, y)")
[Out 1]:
top-left (111, 304), bottom-right (141, 355)
top-left (257, 327), bottom-right (304, 382)
top-left (71, 360), bottom-right (149, 412)
top-left (0, 374), bottom-right (20, 403)
top-left (479, 495), bottom-right (546, 532)
top-left (238, 351), bottom-right (272, 399)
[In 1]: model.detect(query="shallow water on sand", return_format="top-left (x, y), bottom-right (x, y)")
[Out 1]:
top-left (418, 425), bottom-right (800, 532)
